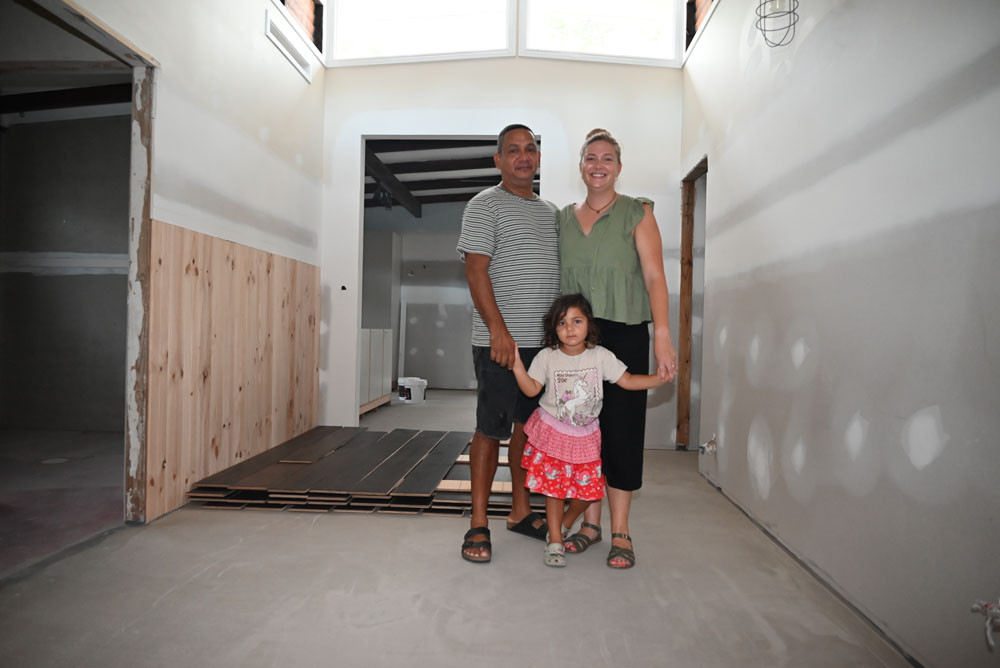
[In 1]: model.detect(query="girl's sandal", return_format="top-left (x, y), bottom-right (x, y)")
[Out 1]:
top-left (606, 532), bottom-right (635, 569)
top-left (564, 521), bottom-right (603, 554)
top-left (544, 541), bottom-right (567, 567)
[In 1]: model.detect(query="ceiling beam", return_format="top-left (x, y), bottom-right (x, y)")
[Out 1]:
top-left (364, 176), bottom-right (506, 194)
top-left (364, 189), bottom-right (539, 208)
top-left (0, 82), bottom-right (132, 113)
top-left (365, 147), bottom-right (422, 218)
top-left (366, 139), bottom-right (495, 152)
top-left (382, 156), bottom-right (498, 175)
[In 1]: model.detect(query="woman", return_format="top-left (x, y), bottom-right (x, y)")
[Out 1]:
top-left (558, 128), bottom-right (678, 569)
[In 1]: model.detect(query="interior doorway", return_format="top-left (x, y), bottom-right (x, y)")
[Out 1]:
top-left (677, 157), bottom-right (708, 449)
top-left (358, 135), bottom-right (533, 418)
top-left (0, 0), bottom-right (155, 574)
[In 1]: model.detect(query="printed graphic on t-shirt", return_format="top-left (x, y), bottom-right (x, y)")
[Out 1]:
top-left (554, 367), bottom-right (601, 426)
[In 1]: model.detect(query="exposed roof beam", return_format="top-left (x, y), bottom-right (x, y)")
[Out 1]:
top-left (366, 139), bottom-right (495, 152)
top-left (365, 146), bottom-right (422, 218)
top-left (364, 176), bottom-right (506, 194)
top-left (383, 156), bottom-right (497, 174)
top-left (363, 189), bottom-right (539, 208)
top-left (0, 82), bottom-right (131, 113)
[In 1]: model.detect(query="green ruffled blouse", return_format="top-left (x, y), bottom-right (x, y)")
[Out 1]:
top-left (558, 194), bottom-right (653, 325)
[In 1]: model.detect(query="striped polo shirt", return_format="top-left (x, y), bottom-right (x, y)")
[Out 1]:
top-left (457, 185), bottom-right (560, 347)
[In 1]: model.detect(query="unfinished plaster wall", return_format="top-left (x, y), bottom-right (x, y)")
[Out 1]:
top-left (364, 201), bottom-right (471, 389)
top-left (70, 0), bottom-right (325, 264)
top-left (322, 59), bottom-right (683, 437)
top-left (0, 116), bottom-right (130, 431)
top-left (683, 1), bottom-right (1000, 666)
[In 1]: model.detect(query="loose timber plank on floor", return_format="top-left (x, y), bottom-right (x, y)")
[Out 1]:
top-left (203, 502), bottom-right (247, 510)
top-left (278, 427), bottom-right (366, 463)
top-left (232, 428), bottom-right (367, 489)
top-left (436, 479), bottom-right (513, 493)
top-left (455, 454), bottom-right (509, 466)
top-left (230, 462), bottom-right (309, 491)
top-left (391, 431), bottom-right (472, 497)
top-left (351, 430), bottom-right (446, 495)
top-left (441, 460), bottom-right (512, 484)
top-left (192, 426), bottom-right (340, 488)
top-left (267, 429), bottom-right (388, 493)
top-left (305, 429), bottom-right (419, 494)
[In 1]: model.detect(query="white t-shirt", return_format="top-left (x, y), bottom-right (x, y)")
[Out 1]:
top-left (527, 345), bottom-right (627, 427)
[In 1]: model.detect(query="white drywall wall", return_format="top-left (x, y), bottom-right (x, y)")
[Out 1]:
top-left (684, 1), bottom-right (1000, 666)
top-left (320, 57), bottom-right (684, 428)
top-left (70, 0), bottom-right (326, 264)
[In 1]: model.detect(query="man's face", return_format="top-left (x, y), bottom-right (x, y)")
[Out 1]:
top-left (494, 129), bottom-right (540, 190)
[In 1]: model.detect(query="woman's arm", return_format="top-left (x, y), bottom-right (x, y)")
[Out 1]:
top-left (616, 370), bottom-right (666, 391)
top-left (634, 202), bottom-right (678, 382)
top-left (512, 345), bottom-right (543, 397)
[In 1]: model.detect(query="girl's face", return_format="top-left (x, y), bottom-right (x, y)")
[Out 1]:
top-left (556, 306), bottom-right (589, 350)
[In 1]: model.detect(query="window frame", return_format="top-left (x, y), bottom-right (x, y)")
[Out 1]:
top-left (270, 0), bottom-right (326, 61)
top-left (517, 0), bottom-right (686, 69)
top-left (682, 0), bottom-right (722, 66)
top-left (325, 0), bottom-right (516, 68)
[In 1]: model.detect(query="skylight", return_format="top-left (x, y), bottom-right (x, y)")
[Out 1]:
top-left (330, 0), bottom-right (513, 65)
top-left (521, 0), bottom-right (682, 67)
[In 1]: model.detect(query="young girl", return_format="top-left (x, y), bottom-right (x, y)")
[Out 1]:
top-left (512, 294), bottom-right (665, 567)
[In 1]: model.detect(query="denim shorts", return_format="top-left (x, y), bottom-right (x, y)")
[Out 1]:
top-left (472, 345), bottom-right (542, 441)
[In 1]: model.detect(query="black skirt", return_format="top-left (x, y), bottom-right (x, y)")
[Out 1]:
top-left (594, 318), bottom-right (649, 491)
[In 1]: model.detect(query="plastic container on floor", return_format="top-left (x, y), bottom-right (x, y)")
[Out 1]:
top-left (397, 377), bottom-right (428, 403)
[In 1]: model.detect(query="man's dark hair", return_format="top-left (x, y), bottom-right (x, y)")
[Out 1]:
top-left (497, 124), bottom-right (536, 153)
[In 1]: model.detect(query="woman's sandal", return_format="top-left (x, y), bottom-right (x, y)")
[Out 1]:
top-left (606, 532), bottom-right (635, 569)
top-left (544, 541), bottom-right (566, 567)
top-left (563, 521), bottom-right (603, 554)
top-left (461, 527), bottom-right (492, 563)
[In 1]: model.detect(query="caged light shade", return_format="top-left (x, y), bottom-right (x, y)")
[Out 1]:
top-left (755, 0), bottom-right (799, 47)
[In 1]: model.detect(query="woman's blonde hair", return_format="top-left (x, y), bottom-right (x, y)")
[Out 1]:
top-left (579, 128), bottom-right (622, 164)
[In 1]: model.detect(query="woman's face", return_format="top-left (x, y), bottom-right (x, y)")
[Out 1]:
top-left (579, 140), bottom-right (621, 191)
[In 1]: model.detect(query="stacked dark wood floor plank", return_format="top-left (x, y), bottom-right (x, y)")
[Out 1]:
top-left (188, 426), bottom-right (545, 516)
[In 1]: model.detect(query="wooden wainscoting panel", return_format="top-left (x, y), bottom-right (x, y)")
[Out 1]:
top-left (146, 220), bottom-right (319, 521)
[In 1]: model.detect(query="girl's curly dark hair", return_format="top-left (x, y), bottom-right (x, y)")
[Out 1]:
top-left (541, 294), bottom-right (601, 349)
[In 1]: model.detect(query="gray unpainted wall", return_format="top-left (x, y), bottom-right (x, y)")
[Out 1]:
top-left (685, 1), bottom-right (1000, 666)
top-left (0, 117), bottom-right (130, 431)
top-left (365, 202), bottom-right (473, 389)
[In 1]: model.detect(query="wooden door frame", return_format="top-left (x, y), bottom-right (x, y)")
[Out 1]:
top-left (677, 156), bottom-right (708, 449)
top-left (31, 0), bottom-right (159, 522)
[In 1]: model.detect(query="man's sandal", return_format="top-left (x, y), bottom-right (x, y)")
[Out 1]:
top-left (506, 511), bottom-right (548, 541)
top-left (606, 532), bottom-right (635, 569)
top-left (544, 541), bottom-right (566, 567)
top-left (563, 521), bottom-right (602, 553)
top-left (461, 527), bottom-right (492, 563)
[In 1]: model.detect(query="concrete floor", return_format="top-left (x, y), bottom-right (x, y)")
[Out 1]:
top-left (0, 392), bottom-right (911, 667)
top-left (0, 429), bottom-right (122, 576)
top-left (360, 388), bottom-right (478, 432)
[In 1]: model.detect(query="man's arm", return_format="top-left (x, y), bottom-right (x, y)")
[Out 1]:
top-left (464, 253), bottom-right (516, 369)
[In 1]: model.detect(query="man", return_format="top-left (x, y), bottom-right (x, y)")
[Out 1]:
top-left (456, 124), bottom-right (560, 562)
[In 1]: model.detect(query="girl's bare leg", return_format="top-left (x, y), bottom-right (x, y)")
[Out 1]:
top-left (545, 497), bottom-right (565, 544)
